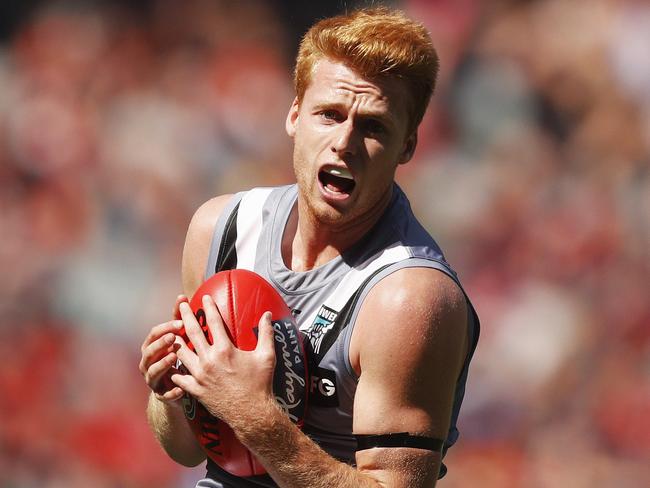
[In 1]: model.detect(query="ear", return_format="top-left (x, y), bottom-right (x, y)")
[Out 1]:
top-left (285, 97), bottom-right (300, 138)
top-left (397, 131), bottom-right (417, 165)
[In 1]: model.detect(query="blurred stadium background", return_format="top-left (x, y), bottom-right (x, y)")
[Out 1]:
top-left (0, 0), bottom-right (648, 486)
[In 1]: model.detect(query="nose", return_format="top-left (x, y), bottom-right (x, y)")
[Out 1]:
top-left (331, 119), bottom-right (358, 158)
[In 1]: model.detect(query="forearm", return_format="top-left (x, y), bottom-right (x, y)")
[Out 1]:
top-left (232, 398), bottom-right (379, 488)
top-left (147, 392), bottom-right (205, 467)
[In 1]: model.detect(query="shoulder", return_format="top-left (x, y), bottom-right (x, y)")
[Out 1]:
top-left (351, 266), bottom-right (468, 381)
top-left (187, 194), bottom-right (235, 238)
top-left (372, 266), bottom-right (466, 315)
top-left (181, 194), bottom-right (235, 296)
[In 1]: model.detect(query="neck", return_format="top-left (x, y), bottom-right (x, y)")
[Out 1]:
top-left (282, 187), bottom-right (394, 272)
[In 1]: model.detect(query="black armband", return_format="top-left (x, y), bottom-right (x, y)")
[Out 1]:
top-left (355, 432), bottom-right (445, 452)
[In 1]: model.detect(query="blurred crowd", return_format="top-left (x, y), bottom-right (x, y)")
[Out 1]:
top-left (0, 0), bottom-right (648, 486)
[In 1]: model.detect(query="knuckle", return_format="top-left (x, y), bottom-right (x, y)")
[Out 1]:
top-left (217, 344), bottom-right (235, 360)
top-left (212, 340), bottom-right (228, 354)
top-left (143, 332), bottom-right (154, 346)
top-left (261, 350), bottom-right (276, 365)
top-left (142, 345), bottom-right (153, 360)
top-left (259, 341), bottom-right (274, 357)
top-left (194, 368), bottom-right (207, 385)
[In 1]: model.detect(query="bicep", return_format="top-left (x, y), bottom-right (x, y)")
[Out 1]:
top-left (351, 267), bottom-right (468, 487)
top-left (181, 194), bottom-right (234, 297)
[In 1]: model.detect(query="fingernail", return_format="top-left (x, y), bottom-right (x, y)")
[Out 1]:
top-left (173, 320), bottom-right (183, 328)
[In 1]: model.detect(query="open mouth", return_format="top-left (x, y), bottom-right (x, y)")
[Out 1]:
top-left (318, 167), bottom-right (355, 195)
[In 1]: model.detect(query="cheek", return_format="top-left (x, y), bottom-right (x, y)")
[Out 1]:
top-left (295, 124), bottom-right (331, 164)
top-left (364, 152), bottom-right (399, 186)
top-left (292, 143), bottom-right (312, 186)
top-left (366, 143), bottom-right (399, 170)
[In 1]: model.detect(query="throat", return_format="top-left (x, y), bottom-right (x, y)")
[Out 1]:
top-left (289, 246), bottom-right (340, 272)
top-left (281, 206), bottom-right (344, 272)
top-left (283, 185), bottom-right (395, 272)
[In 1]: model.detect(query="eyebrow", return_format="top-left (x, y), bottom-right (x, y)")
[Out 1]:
top-left (312, 101), bottom-right (396, 127)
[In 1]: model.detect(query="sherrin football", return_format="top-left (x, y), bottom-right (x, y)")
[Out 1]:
top-left (179, 269), bottom-right (308, 477)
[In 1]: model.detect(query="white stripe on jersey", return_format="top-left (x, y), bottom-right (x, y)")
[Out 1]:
top-left (298, 244), bottom-right (411, 332)
top-left (235, 187), bottom-right (274, 271)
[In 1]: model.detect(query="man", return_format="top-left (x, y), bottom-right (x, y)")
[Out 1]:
top-left (140, 7), bottom-right (479, 488)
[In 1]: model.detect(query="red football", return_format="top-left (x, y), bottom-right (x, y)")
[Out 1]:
top-left (179, 269), bottom-right (308, 477)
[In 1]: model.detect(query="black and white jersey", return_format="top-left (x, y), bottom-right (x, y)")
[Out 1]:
top-left (197, 184), bottom-right (479, 488)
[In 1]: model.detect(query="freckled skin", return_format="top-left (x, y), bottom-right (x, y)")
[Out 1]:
top-left (286, 59), bottom-right (416, 255)
top-left (142, 53), bottom-right (469, 488)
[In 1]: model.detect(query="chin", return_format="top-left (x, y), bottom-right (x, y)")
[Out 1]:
top-left (312, 201), bottom-right (345, 225)
top-left (305, 195), bottom-right (351, 226)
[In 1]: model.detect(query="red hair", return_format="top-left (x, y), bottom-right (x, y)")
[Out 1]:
top-left (294, 7), bottom-right (439, 134)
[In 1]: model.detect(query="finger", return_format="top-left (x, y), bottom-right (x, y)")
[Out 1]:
top-left (255, 311), bottom-right (276, 357)
top-left (175, 336), bottom-right (200, 375)
top-left (139, 325), bottom-right (182, 375)
top-left (142, 320), bottom-right (183, 351)
top-left (173, 294), bottom-right (189, 320)
top-left (170, 371), bottom-right (199, 396)
top-left (145, 351), bottom-right (177, 390)
top-left (179, 301), bottom-right (208, 356)
top-left (202, 294), bottom-right (232, 349)
top-left (140, 331), bottom-right (177, 370)
top-left (156, 386), bottom-right (185, 402)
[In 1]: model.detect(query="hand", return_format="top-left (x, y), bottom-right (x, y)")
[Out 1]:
top-left (171, 295), bottom-right (277, 425)
top-left (139, 294), bottom-right (188, 403)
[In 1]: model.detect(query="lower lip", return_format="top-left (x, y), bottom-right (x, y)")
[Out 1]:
top-left (317, 177), bottom-right (353, 203)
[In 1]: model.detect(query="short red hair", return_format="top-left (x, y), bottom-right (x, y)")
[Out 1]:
top-left (294, 7), bottom-right (439, 135)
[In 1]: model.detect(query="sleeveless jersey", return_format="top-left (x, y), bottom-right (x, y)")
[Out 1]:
top-left (195, 184), bottom-right (479, 488)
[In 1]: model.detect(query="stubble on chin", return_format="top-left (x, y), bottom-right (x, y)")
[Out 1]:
top-left (298, 185), bottom-right (343, 228)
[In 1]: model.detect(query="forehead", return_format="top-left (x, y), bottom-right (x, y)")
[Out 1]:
top-left (305, 58), bottom-right (409, 117)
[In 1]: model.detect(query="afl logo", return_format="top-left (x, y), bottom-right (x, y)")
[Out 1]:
top-left (183, 393), bottom-right (197, 420)
top-left (177, 362), bottom-right (197, 420)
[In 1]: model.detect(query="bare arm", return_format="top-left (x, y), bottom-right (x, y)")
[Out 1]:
top-left (142, 194), bottom-right (233, 466)
top-left (181, 194), bottom-right (234, 296)
top-left (351, 267), bottom-right (468, 486)
top-left (172, 266), bottom-right (468, 487)
top-left (146, 377), bottom-right (204, 467)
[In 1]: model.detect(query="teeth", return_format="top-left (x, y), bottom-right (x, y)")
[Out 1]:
top-left (325, 167), bottom-right (353, 180)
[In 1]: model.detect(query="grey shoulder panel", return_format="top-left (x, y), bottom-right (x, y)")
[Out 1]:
top-left (339, 257), bottom-right (463, 378)
top-left (338, 256), bottom-right (480, 456)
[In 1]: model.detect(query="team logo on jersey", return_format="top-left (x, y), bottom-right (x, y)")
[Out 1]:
top-left (304, 305), bottom-right (339, 355)
top-left (309, 367), bottom-right (339, 407)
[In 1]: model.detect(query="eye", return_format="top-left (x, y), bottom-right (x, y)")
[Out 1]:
top-left (363, 119), bottom-right (385, 136)
top-left (319, 110), bottom-right (343, 122)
